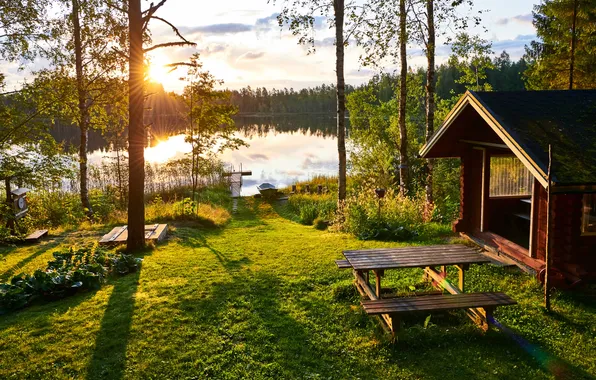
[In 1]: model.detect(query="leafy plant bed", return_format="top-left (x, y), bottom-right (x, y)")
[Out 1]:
top-left (0, 244), bottom-right (141, 314)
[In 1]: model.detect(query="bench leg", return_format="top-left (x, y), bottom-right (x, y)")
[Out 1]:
top-left (456, 264), bottom-right (469, 292)
top-left (389, 313), bottom-right (403, 342)
top-left (374, 270), bottom-right (382, 298)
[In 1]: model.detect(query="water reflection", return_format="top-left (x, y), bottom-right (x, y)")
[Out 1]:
top-left (52, 116), bottom-right (346, 196)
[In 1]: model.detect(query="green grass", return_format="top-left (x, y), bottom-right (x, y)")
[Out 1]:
top-left (0, 199), bottom-right (594, 379)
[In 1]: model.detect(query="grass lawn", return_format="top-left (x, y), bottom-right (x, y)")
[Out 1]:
top-left (0, 199), bottom-right (595, 379)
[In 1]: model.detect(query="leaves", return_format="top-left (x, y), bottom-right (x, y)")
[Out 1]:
top-left (0, 244), bottom-right (142, 314)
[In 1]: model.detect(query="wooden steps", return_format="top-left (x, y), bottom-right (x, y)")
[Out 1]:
top-left (361, 292), bottom-right (516, 315)
top-left (99, 224), bottom-right (168, 245)
top-left (25, 229), bottom-right (48, 242)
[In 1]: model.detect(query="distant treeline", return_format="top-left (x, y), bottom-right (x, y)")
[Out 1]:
top-left (230, 51), bottom-right (527, 114)
top-left (229, 84), bottom-right (356, 114)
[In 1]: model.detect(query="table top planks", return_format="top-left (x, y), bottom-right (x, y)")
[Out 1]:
top-left (343, 244), bottom-right (490, 270)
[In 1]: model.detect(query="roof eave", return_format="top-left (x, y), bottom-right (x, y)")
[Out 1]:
top-left (419, 91), bottom-right (549, 189)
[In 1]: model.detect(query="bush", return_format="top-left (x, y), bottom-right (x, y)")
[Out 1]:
top-left (338, 188), bottom-right (422, 241)
top-left (313, 217), bottom-right (328, 230)
top-left (0, 244), bottom-right (141, 314)
top-left (299, 203), bottom-right (318, 225)
top-left (287, 194), bottom-right (337, 225)
top-left (145, 195), bottom-right (231, 227)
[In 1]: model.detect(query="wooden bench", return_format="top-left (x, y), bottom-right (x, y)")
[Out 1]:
top-left (335, 259), bottom-right (351, 269)
top-left (362, 292), bottom-right (516, 337)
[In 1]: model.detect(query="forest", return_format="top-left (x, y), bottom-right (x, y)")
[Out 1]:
top-left (229, 52), bottom-right (527, 114)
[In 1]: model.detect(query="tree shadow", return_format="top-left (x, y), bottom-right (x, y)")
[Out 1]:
top-left (178, 270), bottom-right (373, 378)
top-left (0, 238), bottom-right (62, 282)
top-left (85, 249), bottom-right (152, 380)
top-left (177, 228), bottom-right (252, 271)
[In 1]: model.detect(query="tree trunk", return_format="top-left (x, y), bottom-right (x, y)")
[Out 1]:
top-left (569, 0), bottom-right (578, 90)
top-left (398, 0), bottom-right (408, 196)
top-left (335, 0), bottom-right (347, 202)
top-left (72, 0), bottom-right (93, 218)
top-left (127, 0), bottom-right (145, 251)
top-left (424, 0), bottom-right (435, 213)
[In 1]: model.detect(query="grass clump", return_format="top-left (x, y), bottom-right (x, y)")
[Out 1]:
top-left (287, 193), bottom-right (337, 226)
top-left (145, 196), bottom-right (231, 227)
top-left (313, 217), bottom-right (328, 230)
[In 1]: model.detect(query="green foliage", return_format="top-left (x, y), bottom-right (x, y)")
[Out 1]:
top-left (145, 195), bottom-right (231, 228)
top-left (0, 244), bottom-right (141, 314)
top-left (313, 217), bottom-right (328, 230)
top-left (179, 54), bottom-right (247, 196)
top-left (338, 188), bottom-right (422, 241)
top-left (287, 194), bottom-right (337, 226)
top-left (448, 32), bottom-right (495, 92)
top-left (524, 0), bottom-right (596, 90)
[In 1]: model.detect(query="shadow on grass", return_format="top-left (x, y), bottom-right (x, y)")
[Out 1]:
top-left (0, 238), bottom-right (62, 282)
top-left (177, 228), bottom-right (252, 271)
top-left (86, 249), bottom-right (152, 380)
top-left (178, 270), bottom-right (373, 378)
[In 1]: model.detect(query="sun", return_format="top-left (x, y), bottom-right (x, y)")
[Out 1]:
top-left (147, 55), bottom-right (173, 84)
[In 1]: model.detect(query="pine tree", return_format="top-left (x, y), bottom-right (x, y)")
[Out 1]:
top-left (525, 0), bottom-right (596, 90)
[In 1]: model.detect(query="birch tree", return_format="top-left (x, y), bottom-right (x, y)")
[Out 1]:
top-left (274, 0), bottom-right (367, 202)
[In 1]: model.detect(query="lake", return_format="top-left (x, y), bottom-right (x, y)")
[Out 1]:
top-left (52, 116), bottom-right (346, 196)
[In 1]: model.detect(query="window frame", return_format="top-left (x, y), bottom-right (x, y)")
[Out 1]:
top-left (488, 154), bottom-right (533, 199)
top-left (582, 193), bottom-right (596, 236)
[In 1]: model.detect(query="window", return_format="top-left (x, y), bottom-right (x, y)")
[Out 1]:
top-left (489, 156), bottom-right (533, 197)
top-left (583, 194), bottom-right (596, 235)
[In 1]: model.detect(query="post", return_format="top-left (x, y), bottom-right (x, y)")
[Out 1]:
top-left (457, 265), bottom-right (465, 292)
top-left (545, 145), bottom-right (553, 311)
top-left (374, 270), bottom-right (382, 298)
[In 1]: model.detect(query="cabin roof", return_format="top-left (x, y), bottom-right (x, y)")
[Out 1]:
top-left (420, 89), bottom-right (596, 189)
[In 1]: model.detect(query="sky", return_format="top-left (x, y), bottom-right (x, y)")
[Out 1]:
top-left (4, 0), bottom-right (539, 93)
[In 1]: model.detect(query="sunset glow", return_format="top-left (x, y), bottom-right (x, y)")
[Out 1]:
top-left (144, 135), bottom-right (191, 164)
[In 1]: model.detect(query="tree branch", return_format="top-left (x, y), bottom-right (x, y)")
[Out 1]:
top-left (143, 41), bottom-right (195, 53)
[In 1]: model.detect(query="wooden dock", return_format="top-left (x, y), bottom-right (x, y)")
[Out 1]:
top-left (99, 224), bottom-right (168, 245)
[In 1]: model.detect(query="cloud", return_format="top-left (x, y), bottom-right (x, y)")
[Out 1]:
top-left (255, 13), bottom-right (279, 33)
top-left (200, 44), bottom-right (228, 56)
top-left (496, 14), bottom-right (533, 26)
top-left (249, 153), bottom-right (269, 160)
top-left (256, 13), bottom-right (327, 34)
top-left (492, 34), bottom-right (537, 52)
top-left (347, 68), bottom-right (375, 78)
top-left (237, 51), bottom-right (265, 61)
top-left (180, 23), bottom-right (253, 36)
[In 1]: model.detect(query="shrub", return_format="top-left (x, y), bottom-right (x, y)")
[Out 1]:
top-left (313, 217), bottom-right (328, 230)
top-left (0, 244), bottom-right (141, 314)
top-left (298, 203), bottom-right (318, 225)
top-left (145, 196), bottom-right (231, 227)
top-left (287, 193), bottom-right (337, 226)
top-left (338, 188), bottom-right (422, 241)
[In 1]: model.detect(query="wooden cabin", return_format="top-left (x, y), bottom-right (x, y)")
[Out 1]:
top-left (420, 90), bottom-right (596, 283)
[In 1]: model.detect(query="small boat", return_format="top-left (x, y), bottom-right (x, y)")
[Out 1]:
top-left (257, 182), bottom-right (278, 198)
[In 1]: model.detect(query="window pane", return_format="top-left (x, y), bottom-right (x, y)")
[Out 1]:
top-left (583, 194), bottom-right (596, 234)
top-left (490, 156), bottom-right (533, 197)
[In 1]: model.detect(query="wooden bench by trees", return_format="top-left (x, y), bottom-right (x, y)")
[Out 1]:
top-left (361, 292), bottom-right (516, 337)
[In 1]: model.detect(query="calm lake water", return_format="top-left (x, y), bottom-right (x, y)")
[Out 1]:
top-left (52, 116), bottom-right (345, 196)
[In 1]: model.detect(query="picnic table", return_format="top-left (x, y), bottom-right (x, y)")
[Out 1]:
top-left (336, 244), bottom-right (516, 339)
